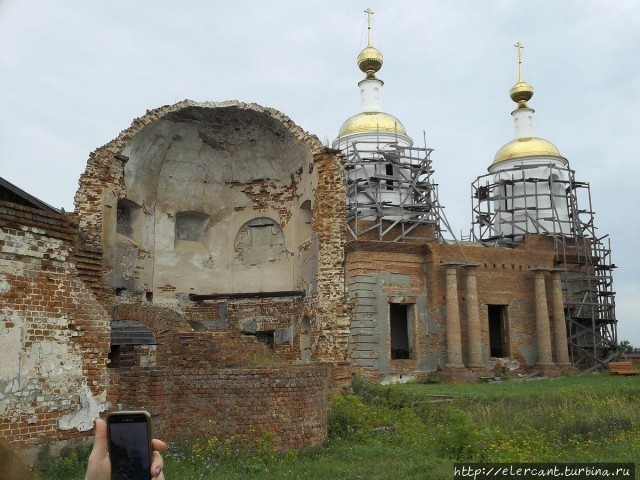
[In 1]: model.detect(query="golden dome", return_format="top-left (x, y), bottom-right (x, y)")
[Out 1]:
top-left (509, 80), bottom-right (534, 107)
top-left (493, 137), bottom-right (563, 165)
top-left (337, 112), bottom-right (407, 138)
top-left (357, 46), bottom-right (383, 76)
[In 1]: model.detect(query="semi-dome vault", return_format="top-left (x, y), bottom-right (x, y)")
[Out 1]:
top-left (74, 101), bottom-right (347, 329)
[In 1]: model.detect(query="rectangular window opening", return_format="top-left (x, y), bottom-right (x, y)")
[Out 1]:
top-left (488, 305), bottom-right (509, 358)
top-left (108, 344), bottom-right (135, 368)
top-left (385, 164), bottom-right (395, 190)
top-left (390, 304), bottom-right (410, 359)
top-left (251, 331), bottom-right (275, 350)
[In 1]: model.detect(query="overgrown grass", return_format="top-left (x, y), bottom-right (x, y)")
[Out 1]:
top-left (32, 442), bottom-right (91, 479)
top-left (36, 373), bottom-right (640, 479)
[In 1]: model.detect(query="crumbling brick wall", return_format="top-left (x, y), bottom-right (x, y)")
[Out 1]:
top-left (344, 234), bottom-right (565, 380)
top-left (185, 297), bottom-right (306, 360)
top-left (106, 302), bottom-right (332, 447)
top-left (106, 325), bottom-right (329, 449)
top-left (310, 151), bottom-right (351, 362)
top-left (74, 101), bottom-right (352, 366)
top-left (113, 366), bottom-right (327, 450)
top-left (0, 202), bottom-right (110, 447)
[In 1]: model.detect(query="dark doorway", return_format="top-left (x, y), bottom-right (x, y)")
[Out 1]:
top-left (253, 331), bottom-right (275, 350)
top-left (390, 304), bottom-right (410, 359)
top-left (108, 344), bottom-right (135, 368)
top-left (488, 305), bottom-right (508, 357)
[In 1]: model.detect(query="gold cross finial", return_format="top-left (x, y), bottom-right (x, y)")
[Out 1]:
top-left (509, 41), bottom-right (534, 107)
top-left (514, 41), bottom-right (525, 81)
top-left (365, 8), bottom-right (374, 47)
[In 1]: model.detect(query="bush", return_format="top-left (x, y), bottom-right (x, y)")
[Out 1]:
top-left (351, 375), bottom-right (412, 409)
top-left (436, 408), bottom-right (482, 460)
top-left (33, 442), bottom-right (91, 480)
top-left (327, 395), bottom-right (373, 440)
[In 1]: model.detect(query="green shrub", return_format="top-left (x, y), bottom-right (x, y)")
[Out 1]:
top-left (351, 375), bottom-right (412, 409)
top-left (33, 442), bottom-right (91, 480)
top-left (435, 408), bottom-right (482, 460)
top-left (327, 394), bottom-right (373, 440)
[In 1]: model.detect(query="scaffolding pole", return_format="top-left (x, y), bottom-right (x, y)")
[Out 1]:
top-left (342, 139), bottom-right (455, 243)
top-left (471, 161), bottom-right (618, 369)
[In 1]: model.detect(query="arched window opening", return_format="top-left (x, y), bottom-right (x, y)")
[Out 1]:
top-left (235, 217), bottom-right (287, 265)
top-left (109, 320), bottom-right (157, 369)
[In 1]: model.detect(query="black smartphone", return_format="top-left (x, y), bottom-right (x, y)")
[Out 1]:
top-left (106, 411), bottom-right (153, 480)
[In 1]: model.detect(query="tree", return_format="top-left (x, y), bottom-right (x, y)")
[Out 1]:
top-left (619, 340), bottom-right (640, 354)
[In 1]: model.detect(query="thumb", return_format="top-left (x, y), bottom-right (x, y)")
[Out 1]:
top-left (90, 418), bottom-right (109, 458)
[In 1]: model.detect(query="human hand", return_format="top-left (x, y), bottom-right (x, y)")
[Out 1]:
top-left (85, 418), bottom-right (167, 480)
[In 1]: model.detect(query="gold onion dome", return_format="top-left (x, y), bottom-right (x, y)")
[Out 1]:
top-left (338, 112), bottom-right (407, 137)
top-left (492, 42), bottom-right (563, 165)
top-left (357, 46), bottom-right (383, 77)
top-left (510, 79), bottom-right (534, 107)
top-left (493, 137), bottom-right (563, 165)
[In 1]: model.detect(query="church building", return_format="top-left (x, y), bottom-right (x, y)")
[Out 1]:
top-left (0, 9), bottom-right (617, 451)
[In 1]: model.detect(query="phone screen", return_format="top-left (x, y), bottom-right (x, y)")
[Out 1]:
top-left (107, 412), bottom-right (152, 480)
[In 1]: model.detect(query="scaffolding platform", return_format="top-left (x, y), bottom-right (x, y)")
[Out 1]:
top-left (471, 161), bottom-right (618, 370)
top-left (341, 139), bottom-right (455, 242)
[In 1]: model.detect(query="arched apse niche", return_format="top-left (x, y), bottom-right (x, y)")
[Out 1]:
top-left (234, 217), bottom-right (287, 266)
top-left (102, 102), bottom-right (320, 298)
top-left (300, 200), bottom-right (312, 227)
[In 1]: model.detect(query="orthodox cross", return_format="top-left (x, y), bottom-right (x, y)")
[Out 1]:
top-left (514, 41), bottom-right (525, 80)
top-left (365, 8), bottom-right (374, 47)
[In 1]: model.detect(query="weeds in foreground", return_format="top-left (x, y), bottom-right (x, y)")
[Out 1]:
top-left (32, 442), bottom-right (91, 480)
top-left (35, 374), bottom-right (640, 479)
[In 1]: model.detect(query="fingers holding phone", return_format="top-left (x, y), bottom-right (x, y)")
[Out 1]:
top-left (106, 411), bottom-right (154, 480)
top-left (150, 438), bottom-right (167, 479)
top-left (85, 414), bottom-right (166, 480)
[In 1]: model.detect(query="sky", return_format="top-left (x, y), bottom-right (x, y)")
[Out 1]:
top-left (1, 1), bottom-right (639, 344)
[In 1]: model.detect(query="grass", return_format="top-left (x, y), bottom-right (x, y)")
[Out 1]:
top-left (36, 373), bottom-right (640, 479)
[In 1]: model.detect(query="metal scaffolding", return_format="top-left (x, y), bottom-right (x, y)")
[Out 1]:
top-left (341, 138), bottom-right (455, 242)
top-left (471, 161), bottom-right (618, 369)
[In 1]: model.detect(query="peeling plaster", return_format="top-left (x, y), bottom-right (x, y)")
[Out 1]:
top-left (58, 385), bottom-right (108, 431)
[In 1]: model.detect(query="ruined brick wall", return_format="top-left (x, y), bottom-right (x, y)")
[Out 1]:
top-left (161, 332), bottom-right (273, 368)
top-left (345, 242), bottom-right (428, 380)
top-left (186, 297), bottom-right (306, 360)
top-left (73, 100), bottom-right (351, 366)
top-left (74, 101), bottom-right (326, 300)
top-left (427, 237), bottom-right (558, 369)
top-left (105, 308), bottom-right (330, 448)
top-left (0, 101), bottom-right (349, 453)
top-left (0, 202), bottom-right (110, 447)
top-left (113, 366), bottom-right (328, 450)
top-left (344, 235), bottom-right (564, 379)
top-left (311, 152), bottom-right (351, 362)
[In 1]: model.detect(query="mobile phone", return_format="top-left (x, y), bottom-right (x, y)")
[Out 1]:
top-left (106, 411), bottom-right (153, 480)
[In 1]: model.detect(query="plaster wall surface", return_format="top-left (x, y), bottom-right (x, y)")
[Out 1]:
top-left (0, 203), bottom-right (110, 446)
top-left (98, 106), bottom-right (316, 302)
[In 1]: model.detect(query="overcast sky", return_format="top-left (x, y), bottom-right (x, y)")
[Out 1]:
top-left (1, 1), bottom-right (639, 344)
